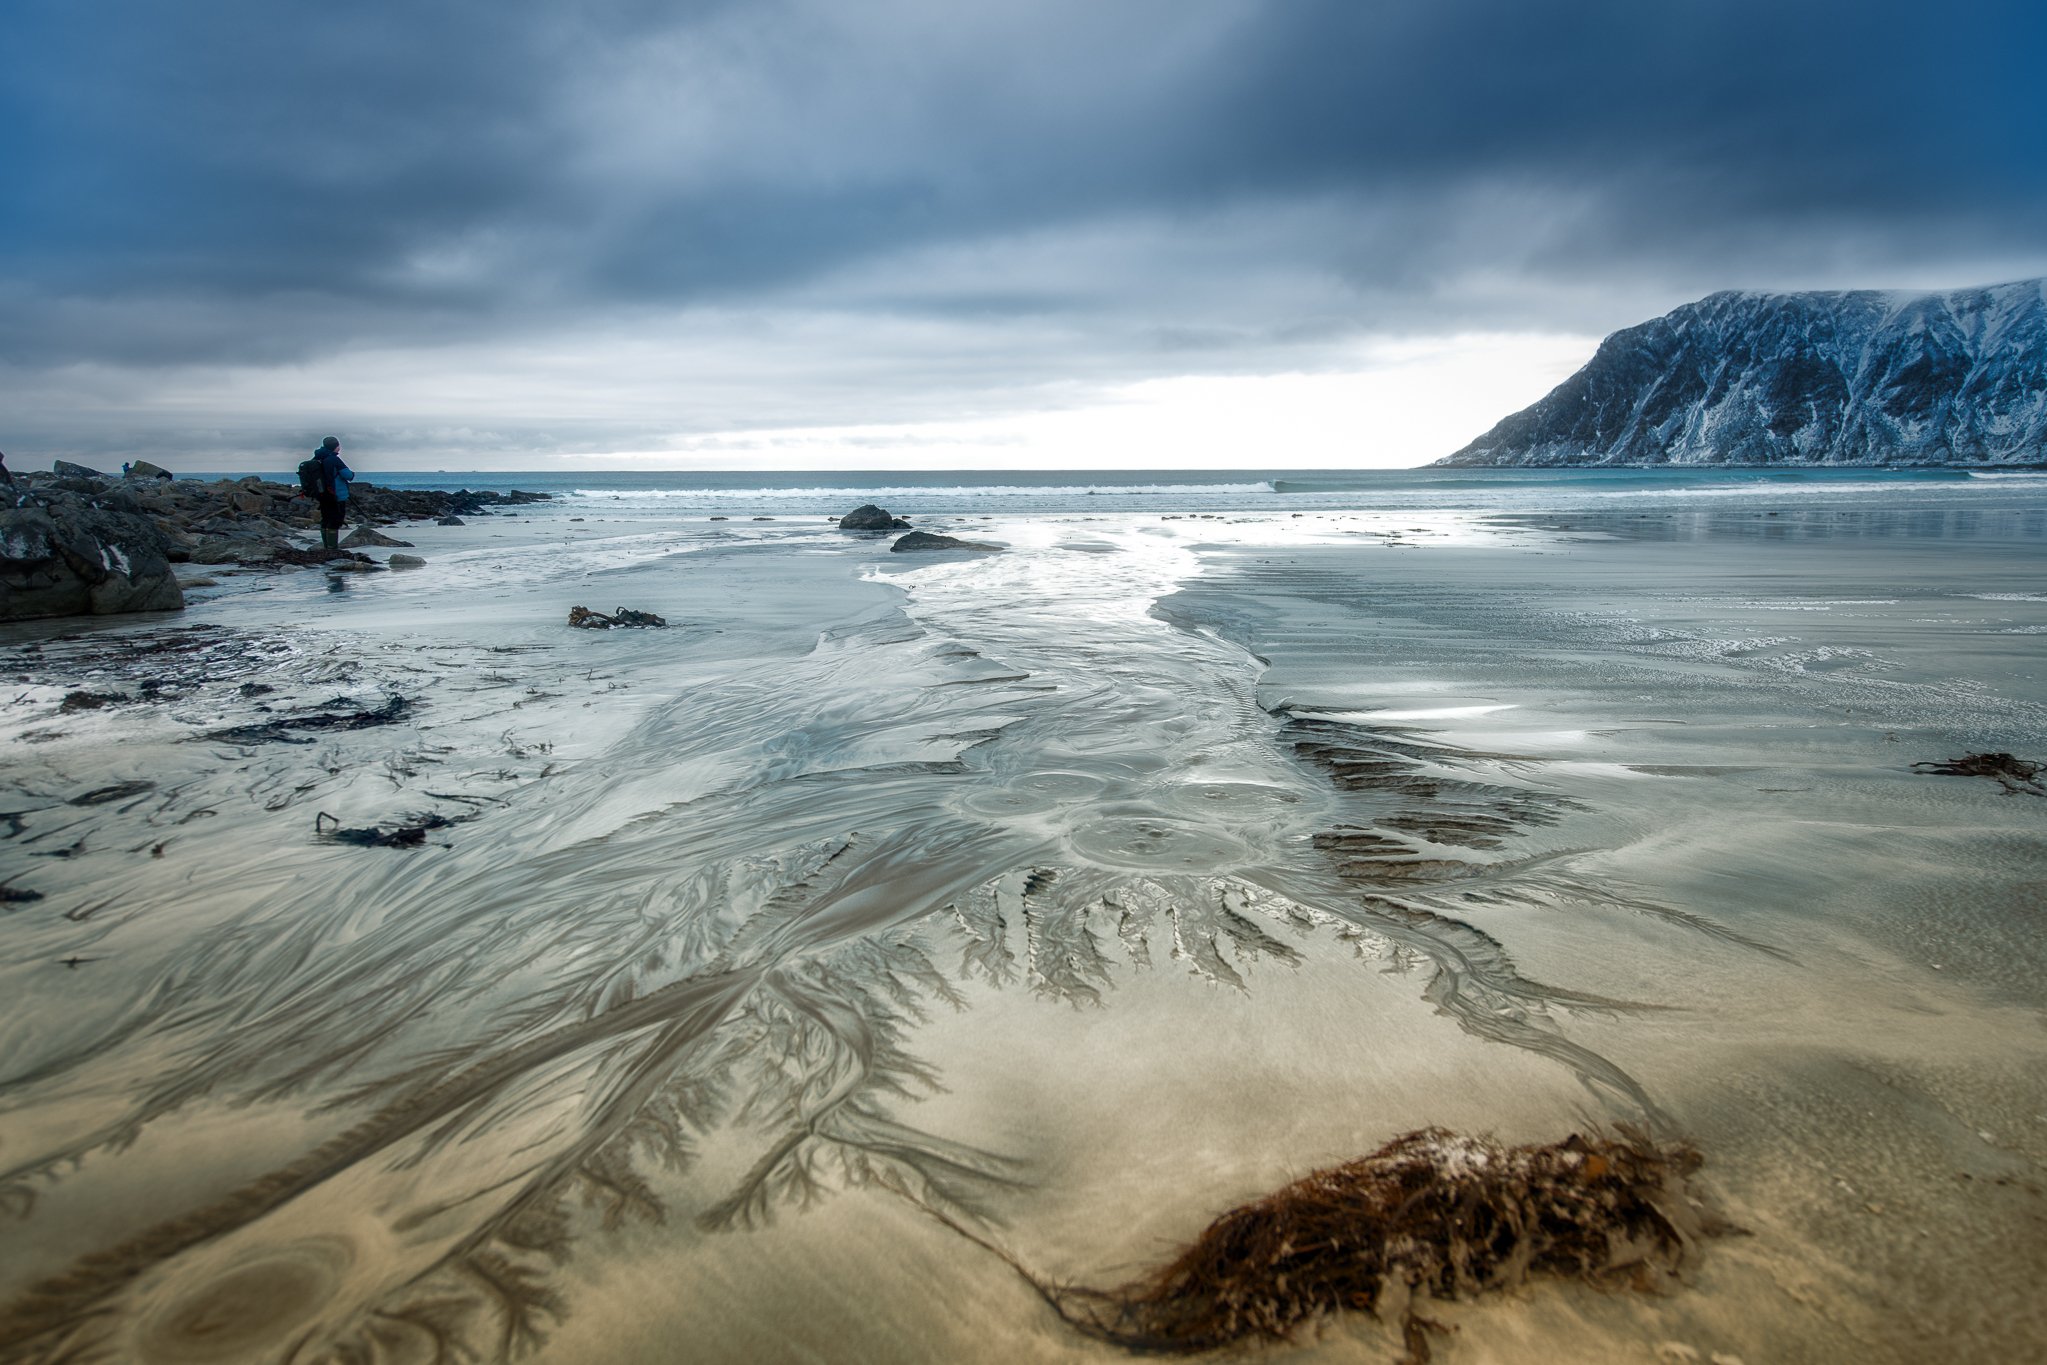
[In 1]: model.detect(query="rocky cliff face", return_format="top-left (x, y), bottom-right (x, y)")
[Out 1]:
top-left (1438, 279), bottom-right (2047, 466)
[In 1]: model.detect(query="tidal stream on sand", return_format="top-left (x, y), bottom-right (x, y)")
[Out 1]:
top-left (1, 502), bottom-right (2043, 1364)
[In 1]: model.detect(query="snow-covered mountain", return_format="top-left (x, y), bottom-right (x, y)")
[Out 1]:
top-left (1437, 279), bottom-right (2047, 466)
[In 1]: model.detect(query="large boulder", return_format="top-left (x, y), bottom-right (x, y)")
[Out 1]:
top-left (341, 527), bottom-right (415, 548)
top-left (1, 491), bottom-right (184, 620)
top-left (838, 504), bottom-right (911, 531)
top-left (125, 460), bottom-right (174, 480)
top-left (889, 531), bottom-right (1003, 553)
top-left (52, 460), bottom-right (106, 481)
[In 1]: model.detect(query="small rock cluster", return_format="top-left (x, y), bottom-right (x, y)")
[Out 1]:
top-left (834, 505), bottom-right (1002, 553)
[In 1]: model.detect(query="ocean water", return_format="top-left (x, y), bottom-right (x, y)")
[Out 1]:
top-left (194, 464), bottom-right (2047, 519)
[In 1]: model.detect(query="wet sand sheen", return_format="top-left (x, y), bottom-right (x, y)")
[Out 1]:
top-left (1, 504), bottom-right (2043, 1363)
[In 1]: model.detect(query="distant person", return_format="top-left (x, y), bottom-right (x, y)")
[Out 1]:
top-left (0, 448), bottom-right (13, 487)
top-left (310, 436), bottom-right (354, 553)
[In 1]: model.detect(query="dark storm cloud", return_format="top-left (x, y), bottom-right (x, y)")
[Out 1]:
top-left (3, 0), bottom-right (2043, 454)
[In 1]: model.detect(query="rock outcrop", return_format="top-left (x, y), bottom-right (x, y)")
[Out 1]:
top-left (1438, 278), bottom-right (2047, 466)
top-left (1, 489), bottom-right (184, 620)
top-left (0, 461), bottom-right (554, 619)
top-left (341, 527), bottom-right (415, 549)
top-left (889, 531), bottom-right (1002, 553)
top-left (839, 504), bottom-right (911, 531)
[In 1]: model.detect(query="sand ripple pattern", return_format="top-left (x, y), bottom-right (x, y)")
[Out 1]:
top-left (0, 527), bottom-right (1757, 1364)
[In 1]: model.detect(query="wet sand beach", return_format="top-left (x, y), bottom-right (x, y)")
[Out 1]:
top-left (2, 493), bottom-right (2043, 1364)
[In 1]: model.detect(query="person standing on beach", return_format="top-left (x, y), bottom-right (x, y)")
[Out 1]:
top-left (312, 436), bottom-right (354, 553)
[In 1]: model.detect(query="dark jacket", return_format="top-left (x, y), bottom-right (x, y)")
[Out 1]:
top-left (313, 448), bottom-right (354, 502)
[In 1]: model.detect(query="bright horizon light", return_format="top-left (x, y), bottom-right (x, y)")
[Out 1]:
top-left (335, 332), bottom-right (1595, 472)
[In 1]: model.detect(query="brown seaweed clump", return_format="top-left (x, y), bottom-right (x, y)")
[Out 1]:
top-left (568, 604), bottom-right (667, 629)
top-left (1911, 751), bottom-right (2043, 796)
top-left (1046, 1128), bottom-right (1720, 1362)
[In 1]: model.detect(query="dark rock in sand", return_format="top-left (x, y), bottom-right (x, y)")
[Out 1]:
top-left (388, 554), bottom-right (426, 569)
top-left (1, 491), bottom-right (184, 621)
top-left (436, 515), bottom-right (465, 526)
top-left (838, 504), bottom-right (912, 531)
top-left (341, 527), bottom-right (415, 549)
top-left (889, 531), bottom-right (1003, 553)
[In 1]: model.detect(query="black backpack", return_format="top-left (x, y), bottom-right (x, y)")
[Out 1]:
top-left (297, 457), bottom-right (327, 497)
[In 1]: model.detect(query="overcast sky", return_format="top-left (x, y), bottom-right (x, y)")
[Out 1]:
top-left (5, 0), bottom-right (2043, 471)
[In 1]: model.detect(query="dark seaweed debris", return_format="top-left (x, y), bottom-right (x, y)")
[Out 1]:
top-left (255, 547), bottom-right (380, 569)
top-left (57, 690), bottom-right (127, 713)
top-left (201, 694), bottom-right (415, 745)
top-left (1041, 1128), bottom-right (1720, 1362)
top-left (1911, 752), bottom-right (2043, 796)
top-left (567, 605), bottom-right (667, 629)
top-left (315, 810), bottom-right (456, 848)
top-left (68, 781), bottom-right (156, 807)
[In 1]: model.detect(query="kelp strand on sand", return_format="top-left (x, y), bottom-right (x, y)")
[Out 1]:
top-left (932, 1127), bottom-right (1722, 1363)
top-left (199, 693), bottom-right (415, 745)
top-left (1911, 751), bottom-right (2043, 795)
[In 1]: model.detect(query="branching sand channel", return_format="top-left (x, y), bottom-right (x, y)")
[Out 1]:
top-left (0, 524), bottom-right (1762, 1364)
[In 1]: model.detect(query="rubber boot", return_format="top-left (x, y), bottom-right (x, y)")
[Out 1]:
top-left (321, 526), bottom-right (339, 555)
